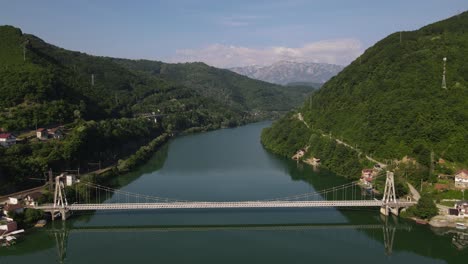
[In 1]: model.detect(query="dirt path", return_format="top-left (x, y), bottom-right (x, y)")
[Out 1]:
top-left (296, 113), bottom-right (310, 128)
top-left (296, 112), bottom-right (387, 168)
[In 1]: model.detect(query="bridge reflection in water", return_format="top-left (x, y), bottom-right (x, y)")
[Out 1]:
top-left (49, 221), bottom-right (410, 263)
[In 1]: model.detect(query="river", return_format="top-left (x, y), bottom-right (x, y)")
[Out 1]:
top-left (1, 122), bottom-right (467, 263)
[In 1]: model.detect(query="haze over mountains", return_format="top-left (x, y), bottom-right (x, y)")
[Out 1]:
top-left (229, 61), bottom-right (344, 85)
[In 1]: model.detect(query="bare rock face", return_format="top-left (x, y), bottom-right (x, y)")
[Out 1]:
top-left (229, 61), bottom-right (344, 85)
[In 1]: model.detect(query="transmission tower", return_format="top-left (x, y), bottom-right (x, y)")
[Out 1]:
top-left (442, 57), bottom-right (447, 89)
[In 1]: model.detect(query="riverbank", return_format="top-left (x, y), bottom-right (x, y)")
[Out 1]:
top-left (429, 215), bottom-right (468, 228)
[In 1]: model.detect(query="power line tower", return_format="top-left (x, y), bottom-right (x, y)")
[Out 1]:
top-left (22, 40), bottom-right (29, 62)
top-left (442, 57), bottom-right (447, 89)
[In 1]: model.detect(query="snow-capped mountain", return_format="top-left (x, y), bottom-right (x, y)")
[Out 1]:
top-left (229, 61), bottom-right (344, 85)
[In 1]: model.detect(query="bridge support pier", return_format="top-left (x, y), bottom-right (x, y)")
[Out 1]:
top-left (380, 206), bottom-right (399, 216)
top-left (47, 208), bottom-right (69, 221)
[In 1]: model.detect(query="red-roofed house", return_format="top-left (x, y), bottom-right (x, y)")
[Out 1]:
top-left (0, 133), bottom-right (16, 147)
top-left (455, 170), bottom-right (468, 187)
top-left (36, 128), bottom-right (48, 140)
top-left (0, 221), bottom-right (17, 236)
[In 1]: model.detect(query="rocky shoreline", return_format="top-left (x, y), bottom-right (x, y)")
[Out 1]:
top-left (429, 215), bottom-right (468, 228)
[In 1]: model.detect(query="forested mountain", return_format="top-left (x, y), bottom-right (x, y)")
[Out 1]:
top-left (0, 25), bottom-right (313, 131)
top-left (229, 61), bottom-right (343, 85)
top-left (112, 59), bottom-right (314, 112)
top-left (262, 12), bottom-right (468, 177)
top-left (0, 25), bottom-right (313, 194)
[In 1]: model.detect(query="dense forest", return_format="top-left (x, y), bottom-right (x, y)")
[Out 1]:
top-left (0, 25), bottom-right (313, 194)
top-left (262, 12), bottom-right (468, 181)
top-left (112, 59), bottom-right (314, 113)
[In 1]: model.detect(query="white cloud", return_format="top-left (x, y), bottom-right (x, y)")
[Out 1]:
top-left (169, 39), bottom-right (363, 68)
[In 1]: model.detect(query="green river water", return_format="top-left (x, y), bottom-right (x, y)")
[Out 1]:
top-left (1, 122), bottom-right (467, 263)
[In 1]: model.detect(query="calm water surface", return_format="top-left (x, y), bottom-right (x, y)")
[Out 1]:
top-left (1, 122), bottom-right (466, 263)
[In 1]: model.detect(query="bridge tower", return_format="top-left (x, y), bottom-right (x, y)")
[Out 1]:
top-left (380, 171), bottom-right (399, 216)
top-left (53, 174), bottom-right (69, 221)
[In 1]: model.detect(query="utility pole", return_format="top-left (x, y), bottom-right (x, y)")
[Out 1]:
top-left (430, 150), bottom-right (435, 178)
top-left (48, 168), bottom-right (53, 192)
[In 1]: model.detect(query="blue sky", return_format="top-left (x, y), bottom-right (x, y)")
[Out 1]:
top-left (1, 0), bottom-right (467, 67)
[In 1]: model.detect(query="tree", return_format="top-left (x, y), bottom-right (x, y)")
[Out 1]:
top-left (413, 193), bottom-right (438, 219)
top-left (24, 208), bottom-right (44, 224)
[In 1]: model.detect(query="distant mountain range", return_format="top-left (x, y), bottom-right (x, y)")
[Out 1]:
top-left (229, 61), bottom-right (344, 85)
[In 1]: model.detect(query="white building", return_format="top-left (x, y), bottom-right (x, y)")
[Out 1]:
top-left (7, 197), bottom-right (19, 205)
top-left (455, 170), bottom-right (468, 187)
top-left (66, 175), bottom-right (76, 186)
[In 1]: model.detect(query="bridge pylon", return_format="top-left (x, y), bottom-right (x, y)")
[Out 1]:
top-left (52, 174), bottom-right (69, 221)
top-left (380, 171), bottom-right (399, 216)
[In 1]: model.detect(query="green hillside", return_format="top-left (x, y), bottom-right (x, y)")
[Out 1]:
top-left (0, 25), bottom-right (311, 131)
top-left (0, 25), bottom-right (311, 194)
top-left (112, 59), bottom-right (314, 112)
top-left (262, 12), bottom-right (468, 177)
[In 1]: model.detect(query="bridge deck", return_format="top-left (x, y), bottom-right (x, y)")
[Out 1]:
top-left (36, 200), bottom-right (415, 211)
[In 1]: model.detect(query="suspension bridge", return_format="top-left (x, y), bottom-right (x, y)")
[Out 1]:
top-left (33, 171), bottom-right (416, 220)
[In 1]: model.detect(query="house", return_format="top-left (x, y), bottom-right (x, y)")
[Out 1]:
top-left (454, 201), bottom-right (468, 217)
top-left (361, 169), bottom-right (374, 179)
top-left (36, 128), bottom-right (48, 140)
top-left (7, 197), bottom-right (20, 205)
top-left (292, 149), bottom-right (306, 160)
top-left (0, 220), bottom-right (17, 236)
top-left (455, 170), bottom-right (468, 187)
top-left (24, 192), bottom-right (43, 206)
top-left (0, 133), bottom-right (16, 147)
top-left (48, 127), bottom-right (64, 139)
top-left (3, 204), bottom-right (24, 216)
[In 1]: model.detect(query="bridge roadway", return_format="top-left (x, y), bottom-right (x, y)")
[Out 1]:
top-left (36, 200), bottom-right (416, 211)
